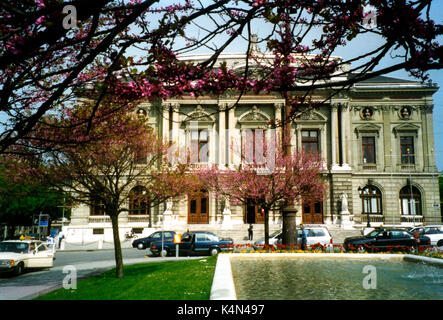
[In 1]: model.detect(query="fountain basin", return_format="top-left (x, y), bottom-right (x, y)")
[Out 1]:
top-left (210, 253), bottom-right (443, 300)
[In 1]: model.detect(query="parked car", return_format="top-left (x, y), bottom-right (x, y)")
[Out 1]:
top-left (150, 231), bottom-right (234, 257)
top-left (0, 240), bottom-right (55, 276)
top-left (253, 226), bottom-right (333, 250)
top-left (132, 231), bottom-right (176, 250)
top-left (410, 225), bottom-right (443, 247)
top-left (343, 228), bottom-right (431, 252)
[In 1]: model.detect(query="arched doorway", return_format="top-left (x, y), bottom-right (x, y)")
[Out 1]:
top-left (244, 200), bottom-right (265, 224)
top-left (188, 191), bottom-right (209, 224)
top-left (400, 185), bottom-right (421, 216)
top-left (302, 201), bottom-right (323, 224)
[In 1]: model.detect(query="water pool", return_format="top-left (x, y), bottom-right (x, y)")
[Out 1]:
top-left (231, 258), bottom-right (443, 300)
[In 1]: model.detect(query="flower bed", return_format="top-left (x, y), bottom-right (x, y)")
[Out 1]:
top-left (220, 243), bottom-right (443, 259)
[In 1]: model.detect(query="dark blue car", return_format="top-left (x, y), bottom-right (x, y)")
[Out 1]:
top-left (132, 231), bottom-right (175, 250)
top-left (150, 231), bottom-right (234, 257)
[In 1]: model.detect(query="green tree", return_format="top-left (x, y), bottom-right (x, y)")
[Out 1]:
top-left (0, 165), bottom-right (67, 238)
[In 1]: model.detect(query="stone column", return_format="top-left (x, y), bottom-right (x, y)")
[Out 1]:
top-left (162, 103), bottom-right (170, 142)
top-left (171, 103), bottom-right (180, 144)
top-left (219, 103), bottom-right (227, 166)
top-left (274, 102), bottom-right (284, 143)
top-left (340, 103), bottom-right (351, 170)
top-left (330, 104), bottom-right (339, 169)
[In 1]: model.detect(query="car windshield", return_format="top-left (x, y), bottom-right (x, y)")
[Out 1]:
top-left (0, 242), bottom-right (29, 253)
top-left (366, 230), bottom-right (383, 238)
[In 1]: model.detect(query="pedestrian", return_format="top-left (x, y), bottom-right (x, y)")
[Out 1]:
top-left (47, 234), bottom-right (55, 246)
top-left (57, 230), bottom-right (64, 249)
top-left (300, 224), bottom-right (307, 250)
top-left (248, 224), bottom-right (253, 241)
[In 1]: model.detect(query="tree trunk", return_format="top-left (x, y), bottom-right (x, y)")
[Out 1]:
top-left (110, 213), bottom-right (124, 278)
top-left (264, 207), bottom-right (270, 246)
top-left (282, 209), bottom-right (298, 246)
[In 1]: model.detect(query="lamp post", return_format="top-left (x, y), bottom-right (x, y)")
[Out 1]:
top-left (358, 186), bottom-right (371, 228)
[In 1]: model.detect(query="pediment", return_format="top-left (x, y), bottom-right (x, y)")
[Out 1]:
top-left (355, 123), bottom-right (381, 137)
top-left (393, 123), bottom-right (420, 137)
top-left (238, 106), bottom-right (270, 125)
top-left (294, 110), bottom-right (327, 122)
top-left (183, 105), bottom-right (215, 123)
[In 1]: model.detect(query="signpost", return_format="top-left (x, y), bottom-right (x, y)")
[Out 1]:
top-left (38, 214), bottom-right (50, 240)
top-left (173, 233), bottom-right (181, 259)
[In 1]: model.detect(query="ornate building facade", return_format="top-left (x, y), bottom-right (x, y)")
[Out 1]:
top-left (66, 52), bottom-right (441, 243)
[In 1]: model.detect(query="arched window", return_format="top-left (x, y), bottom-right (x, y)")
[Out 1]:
top-left (129, 186), bottom-right (149, 215)
top-left (360, 185), bottom-right (382, 215)
top-left (400, 186), bottom-right (421, 216)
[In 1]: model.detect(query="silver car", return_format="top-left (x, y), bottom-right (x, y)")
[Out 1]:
top-left (253, 226), bottom-right (333, 249)
top-left (410, 225), bottom-right (443, 247)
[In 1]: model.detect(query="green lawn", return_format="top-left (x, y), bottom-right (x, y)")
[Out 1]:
top-left (36, 256), bottom-right (217, 300)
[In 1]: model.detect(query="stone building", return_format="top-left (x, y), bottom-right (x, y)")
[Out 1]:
top-left (66, 51), bottom-right (441, 244)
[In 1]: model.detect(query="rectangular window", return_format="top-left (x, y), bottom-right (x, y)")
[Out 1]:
top-left (242, 129), bottom-right (266, 164)
top-left (362, 137), bottom-right (376, 164)
top-left (134, 146), bottom-right (148, 164)
top-left (302, 130), bottom-right (319, 154)
top-left (93, 228), bottom-right (104, 235)
top-left (191, 129), bottom-right (209, 162)
top-left (90, 200), bottom-right (104, 216)
top-left (400, 136), bottom-right (415, 164)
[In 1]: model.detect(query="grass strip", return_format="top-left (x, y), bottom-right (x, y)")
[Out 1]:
top-left (36, 256), bottom-right (217, 300)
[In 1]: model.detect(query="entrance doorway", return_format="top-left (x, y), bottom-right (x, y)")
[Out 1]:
top-left (302, 201), bottom-right (323, 224)
top-left (188, 192), bottom-right (209, 224)
top-left (244, 201), bottom-right (265, 224)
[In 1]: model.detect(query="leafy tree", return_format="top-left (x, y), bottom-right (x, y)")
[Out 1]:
top-left (0, 163), bottom-right (67, 238)
top-left (18, 104), bottom-right (197, 278)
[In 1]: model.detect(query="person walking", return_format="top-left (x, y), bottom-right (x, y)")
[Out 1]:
top-left (248, 224), bottom-right (253, 241)
top-left (300, 224), bottom-right (307, 250)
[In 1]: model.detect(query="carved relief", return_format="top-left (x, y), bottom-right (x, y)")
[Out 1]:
top-left (398, 106), bottom-right (412, 120)
top-left (361, 107), bottom-right (374, 120)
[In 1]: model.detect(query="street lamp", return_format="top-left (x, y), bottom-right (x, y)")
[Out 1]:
top-left (358, 186), bottom-right (371, 228)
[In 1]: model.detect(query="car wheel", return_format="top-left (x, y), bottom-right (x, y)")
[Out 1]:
top-left (437, 240), bottom-right (443, 247)
top-left (160, 249), bottom-right (168, 257)
top-left (137, 243), bottom-right (145, 250)
top-left (14, 263), bottom-right (24, 276)
top-left (209, 248), bottom-right (220, 256)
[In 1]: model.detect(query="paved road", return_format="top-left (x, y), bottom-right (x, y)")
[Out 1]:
top-left (0, 248), bottom-right (202, 300)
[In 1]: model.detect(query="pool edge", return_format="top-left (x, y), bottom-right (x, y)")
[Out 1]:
top-left (209, 253), bottom-right (443, 300)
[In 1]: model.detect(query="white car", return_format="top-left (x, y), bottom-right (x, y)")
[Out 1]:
top-left (254, 226), bottom-right (333, 249)
top-left (0, 240), bottom-right (56, 276)
top-left (410, 225), bottom-right (443, 247)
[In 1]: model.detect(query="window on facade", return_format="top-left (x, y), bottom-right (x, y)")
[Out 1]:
top-left (362, 136), bottom-right (376, 164)
top-left (191, 129), bottom-right (209, 163)
top-left (400, 136), bottom-right (415, 164)
top-left (93, 228), bottom-right (104, 235)
top-left (129, 186), bottom-right (149, 215)
top-left (134, 146), bottom-right (148, 164)
top-left (90, 199), bottom-right (104, 216)
top-left (361, 185), bottom-right (382, 215)
top-left (242, 129), bottom-right (266, 164)
top-left (302, 130), bottom-right (319, 154)
top-left (400, 186), bottom-right (421, 216)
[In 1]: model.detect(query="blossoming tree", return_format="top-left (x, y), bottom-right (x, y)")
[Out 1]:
top-left (1, 1), bottom-right (441, 155)
top-left (199, 134), bottom-right (328, 246)
top-left (4, 102), bottom-right (200, 278)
